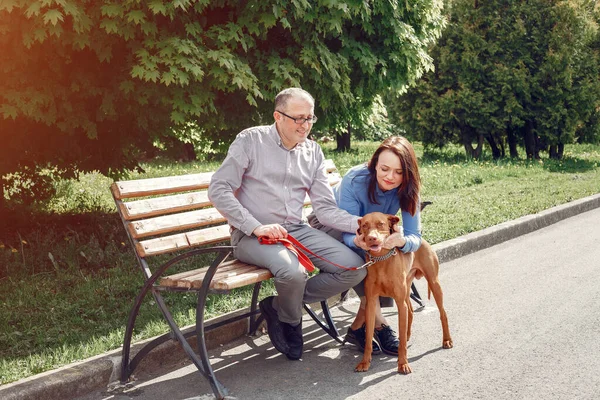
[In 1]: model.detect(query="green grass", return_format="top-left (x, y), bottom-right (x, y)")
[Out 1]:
top-left (1, 142), bottom-right (600, 385)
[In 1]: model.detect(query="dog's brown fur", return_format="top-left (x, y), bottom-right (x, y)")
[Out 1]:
top-left (354, 211), bottom-right (453, 374)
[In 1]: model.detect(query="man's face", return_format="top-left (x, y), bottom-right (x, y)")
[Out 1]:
top-left (274, 96), bottom-right (315, 149)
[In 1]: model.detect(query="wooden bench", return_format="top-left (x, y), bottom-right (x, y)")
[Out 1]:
top-left (111, 159), bottom-right (352, 399)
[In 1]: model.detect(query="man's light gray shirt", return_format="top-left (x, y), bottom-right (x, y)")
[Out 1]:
top-left (208, 124), bottom-right (359, 236)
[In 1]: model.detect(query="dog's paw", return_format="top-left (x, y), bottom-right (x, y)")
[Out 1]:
top-left (443, 338), bottom-right (453, 349)
top-left (398, 363), bottom-right (412, 375)
top-left (355, 360), bottom-right (371, 372)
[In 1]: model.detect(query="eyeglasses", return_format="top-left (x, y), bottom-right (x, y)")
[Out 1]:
top-left (276, 110), bottom-right (318, 125)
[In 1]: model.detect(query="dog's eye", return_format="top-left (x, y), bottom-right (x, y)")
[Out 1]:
top-left (377, 222), bottom-right (385, 228)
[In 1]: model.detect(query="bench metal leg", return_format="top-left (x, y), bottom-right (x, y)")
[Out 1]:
top-left (410, 282), bottom-right (424, 307)
top-left (120, 280), bottom-right (154, 383)
top-left (196, 271), bottom-right (227, 399)
top-left (121, 249), bottom-right (232, 400)
top-left (303, 301), bottom-right (344, 343)
top-left (248, 281), bottom-right (265, 335)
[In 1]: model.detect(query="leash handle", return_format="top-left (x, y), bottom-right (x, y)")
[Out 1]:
top-left (258, 235), bottom-right (367, 271)
top-left (258, 236), bottom-right (315, 272)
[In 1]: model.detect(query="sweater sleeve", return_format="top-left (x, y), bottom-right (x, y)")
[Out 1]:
top-left (336, 173), bottom-right (363, 251)
top-left (399, 207), bottom-right (422, 253)
top-left (309, 148), bottom-right (359, 233)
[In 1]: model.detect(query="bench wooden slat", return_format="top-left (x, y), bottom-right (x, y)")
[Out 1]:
top-left (137, 225), bottom-right (231, 257)
top-left (323, 159), bottom-right (337, 173)
top-left (327, 172), bottom-right (342, 187)
top-left (119, 191), bottom-right (211, 220)
top-left (159, 261), bottom-right (271, 290)
top-left (113, 164), bottom-right (338, 201)
top-left (158, 259), bottom-right (240, 287)
top-left (127, 208), bottom-right (226, 239)
top-left (188, 264), bottom-right (260, 289)
top-left (111, 172), bottom-right (213, 200)
top-left (213, 269), bottom-right (274, 291)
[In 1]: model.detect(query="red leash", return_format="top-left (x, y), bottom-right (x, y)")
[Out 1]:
top-left (258, 234), bottom-right (370, 271)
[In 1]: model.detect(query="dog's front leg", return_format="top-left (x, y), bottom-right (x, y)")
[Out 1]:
top-left (355, 294), bottom-right (378, 372)
top-left (405, 295), bottom-right (414, 343)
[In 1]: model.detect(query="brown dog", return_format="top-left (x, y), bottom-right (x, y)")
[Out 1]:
top-left (354, 212), bottom-right (453, 374)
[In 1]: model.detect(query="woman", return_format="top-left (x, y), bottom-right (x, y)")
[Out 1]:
top-left (310, 136), bottom-right (422, 355)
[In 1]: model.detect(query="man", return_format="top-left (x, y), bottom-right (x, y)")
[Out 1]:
top-left (208, 87), bottom-right (366, 360)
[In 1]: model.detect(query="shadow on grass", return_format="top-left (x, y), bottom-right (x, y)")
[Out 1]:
top-left (542, 156), bottom-right (597, 173)
top-left (420, 148), bottom-right (598, 174)
top-left (0, 206), bottom-right (249, 383)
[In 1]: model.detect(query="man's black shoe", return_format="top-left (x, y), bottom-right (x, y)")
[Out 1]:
top-left (343, 323), bottom-right (381, 354)
top-left (282, 321), bottom-right (303, 360)
top-left (259, 296), bottom-right (289, 355)
top-left (375, 324), bottom-right (399, 355)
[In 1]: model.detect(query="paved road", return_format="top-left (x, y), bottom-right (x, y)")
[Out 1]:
top-left (77, 207), bottom-right (600, 400)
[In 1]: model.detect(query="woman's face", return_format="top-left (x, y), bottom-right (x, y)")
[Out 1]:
top-left (375, 149), bottom-right (403, 192)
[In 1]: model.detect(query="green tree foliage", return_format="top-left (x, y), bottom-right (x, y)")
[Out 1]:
top-left (386, 0), bottom-right (600, 160)
top-left (0, 0), bottom-right (445, 209)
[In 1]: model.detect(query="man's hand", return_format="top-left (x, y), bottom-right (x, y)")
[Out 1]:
top-left (383, 224), bottom-right (406, 249)
top-left (253, 224), bottom-right (288, 239)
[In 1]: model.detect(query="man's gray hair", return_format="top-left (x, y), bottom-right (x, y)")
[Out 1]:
top-left (274, 88), bottom-right (315, 111)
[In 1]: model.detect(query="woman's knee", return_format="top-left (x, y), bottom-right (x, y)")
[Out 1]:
top-left (353, 277), bottom-right (366, 297)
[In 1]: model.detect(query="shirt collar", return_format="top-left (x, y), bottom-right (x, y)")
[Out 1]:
top-left (269, 123), bottom-right (306, 150)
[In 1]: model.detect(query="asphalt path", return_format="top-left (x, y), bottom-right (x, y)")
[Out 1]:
top-left (76, 207), bottom-right (600, 400)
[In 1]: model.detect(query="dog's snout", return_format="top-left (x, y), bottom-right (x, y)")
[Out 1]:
top-left (364, 231), bottom-right (378, 243)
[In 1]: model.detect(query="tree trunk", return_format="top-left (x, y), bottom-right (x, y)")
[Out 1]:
top-left (558, 143), bottom-right (564, 159)
top-left (0, 179), bottom-right (7, 220)
top-left (486, 134), bottom-right (501, 159)
top-left (335, 123), bottom-right (352, 152)
top-left (523, 120), bottom-right (539, 159)
top-left (181, 142), bottom-right (197, 161)
top-left (507, 127), bottom-right (519, 158)
top-left (549, 143), bottom-right (565, 160)
top-left (473, 133), bottom-right (484, 159)
top-left (461, 125), bottom-right (474, 158)
top-left (462, 142), bottom-right (474, 158)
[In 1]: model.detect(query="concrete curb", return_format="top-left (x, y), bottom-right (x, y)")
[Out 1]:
top-left (2, 193), bottom-right (600, 400)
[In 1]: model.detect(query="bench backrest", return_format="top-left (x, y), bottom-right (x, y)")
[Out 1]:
top-left (111, 159), bottom-right (341, 259)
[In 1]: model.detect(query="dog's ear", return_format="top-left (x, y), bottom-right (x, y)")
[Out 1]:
top-left (357, 218), bottom-right (362, 235)
top-left (388, 215), bottom-right (400, 234)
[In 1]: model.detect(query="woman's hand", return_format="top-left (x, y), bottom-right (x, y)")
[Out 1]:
top-left (383, 224), bottom-right (406, 249)
top-left (353, 230), bottom-right (371, 251)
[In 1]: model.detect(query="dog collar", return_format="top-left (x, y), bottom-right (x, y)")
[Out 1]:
top-left (366, 247), bottom-right (398, 264)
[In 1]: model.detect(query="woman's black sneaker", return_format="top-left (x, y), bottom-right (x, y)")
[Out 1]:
top-left (375, 324), bottom-right (399, 355)
top-left (344, 324), bottom-right (381, 354)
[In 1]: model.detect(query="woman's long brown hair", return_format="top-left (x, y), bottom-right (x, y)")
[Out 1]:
top-left (367, 136), bottom-right (421, 216)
